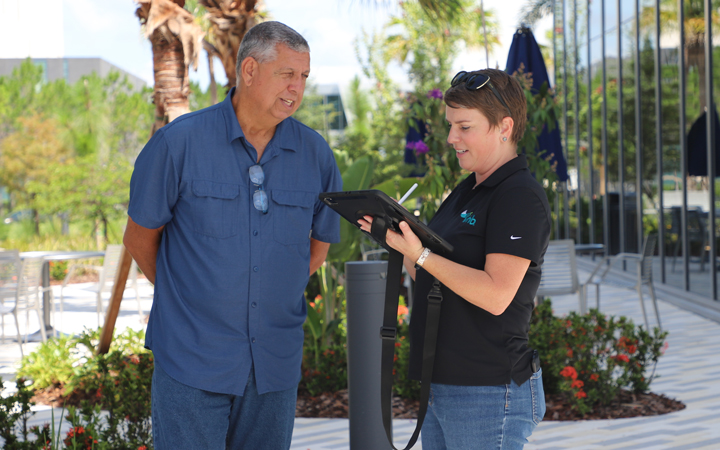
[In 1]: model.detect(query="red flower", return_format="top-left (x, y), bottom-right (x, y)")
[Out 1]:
top-left (566, 349), bottom-right (573, 358)
top-left (590, 374), bottom-right (599, 382)
top-left (617, 336), bottom-right (630, 349)
top-left (627, 345), bottom-right (637, 354)
top-left (616, 354), bottom-right (630, 363)
top-left (559, 366), bottom-right (577, 380)
top-left (397, 305), bottom-right (409, 324)
top-left (575, 390), bottom-right (587, 399)
top-left (138, 446), bottom-right (148, 450)
top-left (571, 379), bottom-right (584, 389)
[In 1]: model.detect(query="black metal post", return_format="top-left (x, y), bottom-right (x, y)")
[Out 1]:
top-left (345, 261), bottom-right (393, 450)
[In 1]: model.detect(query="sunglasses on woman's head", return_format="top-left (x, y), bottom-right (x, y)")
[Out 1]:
top-left (451, 71), bottom-right (513, 118)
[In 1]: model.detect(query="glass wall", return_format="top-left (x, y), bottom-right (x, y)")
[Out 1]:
top-left (554, 0), bottom-right (720, 299)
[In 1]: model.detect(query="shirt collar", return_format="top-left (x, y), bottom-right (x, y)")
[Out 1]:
top-left (221, 87), bottom-right (298, 153)
top-left (480, 154), bottom-right (529, 187)
top-left (222, 87), bottom-right (245, 143)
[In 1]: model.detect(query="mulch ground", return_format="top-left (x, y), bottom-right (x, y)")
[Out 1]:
top-left (33, 385), bottom-right (684, 421)
top-left (295, 389), bottom-right (686, 421)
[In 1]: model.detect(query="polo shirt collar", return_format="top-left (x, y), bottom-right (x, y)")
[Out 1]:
top-left (221, 87), bottom-right (298, 153)
top-left (480, 154), bottom-right (528, 187)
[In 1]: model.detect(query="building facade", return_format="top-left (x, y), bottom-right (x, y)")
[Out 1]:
top-left (552, 0), bottom-right (720, 302)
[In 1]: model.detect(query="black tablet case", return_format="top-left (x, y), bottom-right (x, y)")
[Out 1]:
top-left (318, 189), bottom-right (453, 255)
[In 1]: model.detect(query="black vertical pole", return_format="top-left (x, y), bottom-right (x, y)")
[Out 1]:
top-left (602, 0), bottom-right (610, 252)
top-left (563, 0), bottom-right (571, 239)
top-left (679, 0), bottom-right (689, 290)
top-left (588, 0), bottom-right (595, 243)
top-left (345, 261), bottom-right (393, 450)
top-left (618, 0), bottom-right (626, 255)
top-left (705, 0), bottom-right (717, 298)
top-left (573, 0), bottom-right (582, 243)
top-left (635, 0), bottom-right (644, 251)
top-left (655, 0), bottom-right (666, 282)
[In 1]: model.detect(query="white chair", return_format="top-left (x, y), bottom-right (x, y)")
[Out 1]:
top-left (0, 255), bottom-right (52, 356)
top-left (0, 250), bottom-right (20, 305)
top-left (536, 239), bottom-right (588, 313)
top-left (59, 245), bottom-right (143, 327)
top-left (0, 250), bottom-right (22, 350)
top-left (584, 234), bottom-right (661, 331)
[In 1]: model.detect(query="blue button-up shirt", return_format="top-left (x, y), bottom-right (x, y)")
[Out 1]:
top-left (128, 88), bottom-right (341, 395)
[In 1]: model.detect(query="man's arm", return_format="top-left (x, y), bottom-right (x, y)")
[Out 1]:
top-left (309, 238), bottom-right (331, 275)
top-left (123, 217), bottom-right (164, 285)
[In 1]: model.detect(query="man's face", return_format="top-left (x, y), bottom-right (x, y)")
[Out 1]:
top-left (248, 44), bottom-right (310, 124)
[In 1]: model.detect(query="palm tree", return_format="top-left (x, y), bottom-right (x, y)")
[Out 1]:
top-left (135, 0), bottom-right (205, 134)
top-left (198, 0), bottom-right (264, 92)
top-left (384, 0), bottom-right (501, 91)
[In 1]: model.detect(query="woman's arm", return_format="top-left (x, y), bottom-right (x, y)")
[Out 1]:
top-left (358, 217), bottom-right (529, 315)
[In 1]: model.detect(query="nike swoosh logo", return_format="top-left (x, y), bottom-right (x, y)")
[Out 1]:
top-left (510, 235), bottom-right (522, 240)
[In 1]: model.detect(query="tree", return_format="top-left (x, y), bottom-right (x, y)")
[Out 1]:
top-left (0, 115), bottom-right (73, 234)
top-left (135, 0), bottom-right (205, 133)
top-left (198, 0), bottom-right (264, 93)
top-left (28, 154), bottom-right (133, 243)
top-left (385, 0), bottom-right (501, 92)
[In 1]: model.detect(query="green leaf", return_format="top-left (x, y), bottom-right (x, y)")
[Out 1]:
top-left (341, 155), bottom-right (374, 191)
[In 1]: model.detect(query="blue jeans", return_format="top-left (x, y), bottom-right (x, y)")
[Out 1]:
top-left (422, 370), bottom-right (545, 450)
top-left (151, 363), bottom-right (297, 450)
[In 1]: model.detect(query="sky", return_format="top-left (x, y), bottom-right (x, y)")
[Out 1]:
top-left (57, 0), bottom-right (552, 93)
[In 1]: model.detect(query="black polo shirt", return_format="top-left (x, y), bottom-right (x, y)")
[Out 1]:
top-left (409, 155), bottom-right (551, 386)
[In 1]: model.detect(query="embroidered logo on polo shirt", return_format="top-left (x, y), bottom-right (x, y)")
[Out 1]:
top-left (511, 235), bottom-right (522, 240)
top-left (460, 210), bottom-right (476, 226)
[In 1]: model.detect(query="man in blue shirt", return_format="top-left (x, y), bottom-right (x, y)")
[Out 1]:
top-left (123, 21), bottom-right (341, 450)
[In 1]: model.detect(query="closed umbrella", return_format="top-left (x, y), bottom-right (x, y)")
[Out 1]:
top-left (505, 27), bottom-right (568, 182)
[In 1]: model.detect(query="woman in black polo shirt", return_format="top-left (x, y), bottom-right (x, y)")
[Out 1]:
top-left (360, 68), bottom-right (551, 449)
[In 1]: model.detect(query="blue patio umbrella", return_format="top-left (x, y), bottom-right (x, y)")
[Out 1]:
top-left (505, 27), bottom-right (568, 182)
top-left (687, 106), bottom-right (720, 177)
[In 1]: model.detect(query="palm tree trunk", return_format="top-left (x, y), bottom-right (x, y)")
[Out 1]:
top-left (136, 0), bottom-right (204, 135)
top-left (150, 28), bottom-right (191, 133)
top-left (687, 39), bottom-right (706, 112)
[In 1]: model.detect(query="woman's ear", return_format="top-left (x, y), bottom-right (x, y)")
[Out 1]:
top-left (501, 116), bottom-right (514, 138)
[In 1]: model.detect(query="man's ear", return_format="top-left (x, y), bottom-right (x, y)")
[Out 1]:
top-left (240, 56), bottom-right (258, 87)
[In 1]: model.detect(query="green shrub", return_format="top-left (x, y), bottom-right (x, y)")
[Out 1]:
top-left (530, 299), bottom-right (668, 415)
top-left (17, 335), bottom-right (76, 390)
top-left (12, 328), bottom-right (153, 449)
top-left (392, 315), bottom-right (419, 401)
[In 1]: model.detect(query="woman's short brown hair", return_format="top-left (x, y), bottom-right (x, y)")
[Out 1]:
top-left (444, 69), bottom-right (526, 145)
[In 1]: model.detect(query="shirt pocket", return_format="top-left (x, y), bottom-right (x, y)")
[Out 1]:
top-left (271, 189), bottom-right (315, 245)
top-left (191, 180), bottom-right (241, 238)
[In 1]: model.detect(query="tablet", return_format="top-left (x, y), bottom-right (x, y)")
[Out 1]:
top-left (319, 189), bottom-right (454, 255)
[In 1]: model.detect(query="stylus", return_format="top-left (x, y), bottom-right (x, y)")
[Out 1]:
top-left (398, 183), bottom-right (419, 204)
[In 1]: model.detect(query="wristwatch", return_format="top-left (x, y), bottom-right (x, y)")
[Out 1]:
top-left (415, 247), bottom-right (431, 268)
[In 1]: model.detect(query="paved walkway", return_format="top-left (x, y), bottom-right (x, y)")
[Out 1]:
top-left (2, 261), bottom-right (720, 449)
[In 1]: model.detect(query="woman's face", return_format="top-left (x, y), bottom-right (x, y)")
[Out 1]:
top-left (445, 106), bottom-right (510, 179)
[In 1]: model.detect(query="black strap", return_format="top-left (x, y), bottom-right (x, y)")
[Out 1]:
top-left (380, 249), bottom-right (442, 450)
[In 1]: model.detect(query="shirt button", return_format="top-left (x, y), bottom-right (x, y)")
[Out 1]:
top-left (251, 302), bottom-right (257, 308)
top-left (253, 230), bottom-right (258, 236)
top-left (251, 337), bottom-right (256, 343)
top-left (253, 266), bottom-right (259, 272)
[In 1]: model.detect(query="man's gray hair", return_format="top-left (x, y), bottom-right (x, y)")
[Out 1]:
top-left (235, 21), bottom-right (309, 78)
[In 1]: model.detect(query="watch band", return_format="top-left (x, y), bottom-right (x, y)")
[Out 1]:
top-left (415, 247), bottom-right (431, 267)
